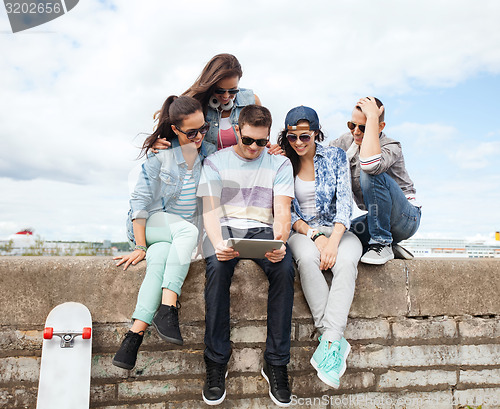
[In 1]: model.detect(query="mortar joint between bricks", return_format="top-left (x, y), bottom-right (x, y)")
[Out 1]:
top-left (387, 320), bottom-right (394, 345)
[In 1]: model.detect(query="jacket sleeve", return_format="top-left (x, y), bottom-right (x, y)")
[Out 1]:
top-left (332, 149), bottom-right (352, 230)
top-left (329, 133), bottom-right (350, 150)
top-left (129, 154), bottom-right (162, 220)
top-left (290, 200), bottom-right (301, 227)
top-left (360, 140), bottom-right (401, 175)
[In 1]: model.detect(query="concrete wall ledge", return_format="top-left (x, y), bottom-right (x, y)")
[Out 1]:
top-left (1, 257), bottom-right (499, 327)
top-left (1, 257), bottom-right (499, 409)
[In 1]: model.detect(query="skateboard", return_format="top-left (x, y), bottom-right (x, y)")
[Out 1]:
top-left (36, 302), bottom-right (92, 409)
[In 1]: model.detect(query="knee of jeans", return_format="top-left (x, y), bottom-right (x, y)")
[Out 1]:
top-left (181, 222), bottom-right (199, 239)
top-left (333, 259), bottom-right (359, 280)
top-left (145, 242), bottom-right (171, 263)
top-left (295, 254), bottom-right (320, 272)
top-left (269, 257), bottom-right (295, 281)
top-left (282, 264), bottom-right (296, 282)
top-left (360, 170), bottom-right (385, 190)
top-left (205, 256), bottom-right (232, 281)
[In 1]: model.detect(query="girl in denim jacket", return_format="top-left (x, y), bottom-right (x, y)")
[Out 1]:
top-left (151, 54), bottom-right (281, 154)
top-left (153, 54), bottom-right (258, 151)
top-left (112, 95), bottom-right (215, 371)
top-left (278, 106), bottom-right (363, 390)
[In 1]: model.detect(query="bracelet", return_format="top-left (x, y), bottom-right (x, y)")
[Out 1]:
top-left (134, 245), bottom-right (147, 252)
top-left (311, 232), bottom-right (325, 242)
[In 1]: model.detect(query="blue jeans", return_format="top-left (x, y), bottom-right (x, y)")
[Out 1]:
top-left (203, 227), bottom-right (295, 366)
top-left (351, 171), bottom-right (421, 247)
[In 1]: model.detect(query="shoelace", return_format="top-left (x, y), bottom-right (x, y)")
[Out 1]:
top-left (123, 331), bottom-right (143, 353)
top-left (206, 360), bottom-right (225, 387)
top-left (368, 243), bottom-right (386, 254)
top-left (270, 365), bottom-right (290, 390)
top-left (318, 341), bottom-right (342, 372)
top-left (158, 306), bottom-right (179, 326)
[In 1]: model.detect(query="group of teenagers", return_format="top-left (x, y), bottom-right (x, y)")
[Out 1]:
top-left (112, 53), bottom-right (422, 407)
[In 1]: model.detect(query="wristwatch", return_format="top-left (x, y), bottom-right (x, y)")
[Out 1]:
top-left (306, 228), bottom-right (318, 239)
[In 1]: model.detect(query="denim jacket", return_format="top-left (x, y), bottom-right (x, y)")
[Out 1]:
top-left (126, 138), bottom-right (216, 241)
top-left (291, 143), bottom-right (352, 230)
top-left (204, 88), bottom-right (255, 148)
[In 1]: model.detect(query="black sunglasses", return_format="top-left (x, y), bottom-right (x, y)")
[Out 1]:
top-left (286, 133), bottom-right (313, 143)
top-left (214, 88), bottom-right (240, 95)
top-left (241, 135), bottom-right (269, 147)
top-left (175, 122), bottom-right (210, 140)
top-left (347, 121), bottom-right (366, 133)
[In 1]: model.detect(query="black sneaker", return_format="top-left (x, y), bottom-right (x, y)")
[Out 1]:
top-left (152, 303), bottom-right (183, 345)
top-left (261, 361), bottom-right (291, 407)
top-left (112, 330), bottom-right (144, 370)
top-left (202, 355), bottom-right (228, 406)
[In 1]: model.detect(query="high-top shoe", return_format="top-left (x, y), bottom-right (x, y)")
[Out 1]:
top-left (112, 330), bottom-right (144, 370)
top-left (152, 303), bottom-right (183, 345)
top-left (202, 355), bottom-right (228, 405)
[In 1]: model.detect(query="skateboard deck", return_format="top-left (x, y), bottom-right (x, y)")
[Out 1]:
top-left (36, 302), bottom-right (92, 409)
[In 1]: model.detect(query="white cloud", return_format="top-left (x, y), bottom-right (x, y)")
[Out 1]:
top-left (486, 131), bottom-right (500, 139)
top-left (0, 177), bottom-right (129, 241)
top-left (414, 170), bottom-right (500, 237)
top-left (450, 141), bottom-right (500, 170)
top-left (388, 122), bottom-right (457, 149)
top-left (1, 0), bottom-right (500, 240)
top-left (381, 122), bottom-right (500, 237)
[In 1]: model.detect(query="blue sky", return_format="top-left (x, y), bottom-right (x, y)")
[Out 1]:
top-left (322, 73), bottom-right (500, 239)
top-left (1, 0), bottom-right (499, 242)
top-left (386, 74), bottom-right (499, 136)
top-left (384, 74), bottom-right (500, 239)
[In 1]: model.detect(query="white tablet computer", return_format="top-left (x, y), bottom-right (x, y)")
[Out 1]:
top-left (226, 238), bottom-right (284, 259)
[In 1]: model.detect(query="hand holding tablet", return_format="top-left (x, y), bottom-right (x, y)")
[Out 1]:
top-left (226, 238), bottom-right (285, 259)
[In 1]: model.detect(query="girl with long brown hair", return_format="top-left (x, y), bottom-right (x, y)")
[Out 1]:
top-left (153, 54), bottom-right (280, 153)
top-left (112, 95), bottom-right (216, 371)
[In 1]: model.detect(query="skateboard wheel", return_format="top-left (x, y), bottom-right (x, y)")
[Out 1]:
top-left (43, 327), bottom-right (53, 339)
top-left (82, 327), bottom-right (92, 339)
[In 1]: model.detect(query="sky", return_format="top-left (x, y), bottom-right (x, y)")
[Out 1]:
top-left (1, 0), bottom-right (499, 243)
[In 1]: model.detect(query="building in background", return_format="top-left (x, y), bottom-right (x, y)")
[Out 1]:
top-left (2, 229), bottom-right (500, 259)
top-left (0, 229), bottom-right (114, 256)
top-left (400, 232), bottom-right (500, 259)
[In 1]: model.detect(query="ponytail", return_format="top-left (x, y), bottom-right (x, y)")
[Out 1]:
top-left (140, 95), bottom-right (202, 158)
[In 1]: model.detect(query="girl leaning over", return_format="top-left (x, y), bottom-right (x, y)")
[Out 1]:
top-left (153, 53), bottom-right (281, 154)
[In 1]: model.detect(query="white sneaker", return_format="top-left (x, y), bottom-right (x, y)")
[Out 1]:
top-left (360, 243), bottom-right (394, 265)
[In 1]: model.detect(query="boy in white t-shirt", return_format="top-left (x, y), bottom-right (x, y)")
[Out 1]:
top-left (197, 105), bottom-right (295, 407)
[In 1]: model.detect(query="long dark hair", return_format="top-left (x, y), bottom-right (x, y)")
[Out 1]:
top-left (182, 54), bottom-right (243, 113)
top-left (277, 121), bottom-right (325, 177)
top-left (141, 95), bottom-right (202, 158)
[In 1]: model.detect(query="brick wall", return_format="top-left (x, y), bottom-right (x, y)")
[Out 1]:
top-left (0, 257), bottom-right (499, 408)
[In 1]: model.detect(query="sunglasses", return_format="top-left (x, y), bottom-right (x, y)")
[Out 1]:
top-left (241, 135), bottom-right (269, 147)
top-left (347, 121), bottom-right (366, 133)
top-left (286, 133), bottom-right (313, 143)
top-left (214, 88), bottom-right (240, 95)
top-left (175, 122), bottom-right (210, 140)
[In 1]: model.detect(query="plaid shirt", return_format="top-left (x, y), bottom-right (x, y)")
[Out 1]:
top-left (291, 143), bottom-right (352, 230)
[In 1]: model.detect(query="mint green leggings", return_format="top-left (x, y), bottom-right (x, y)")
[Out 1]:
top-left (132, 212), bottom-right (198, 324)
